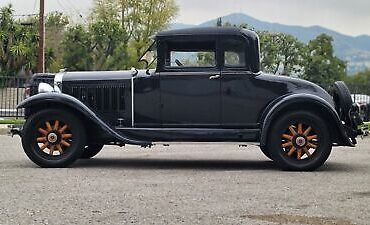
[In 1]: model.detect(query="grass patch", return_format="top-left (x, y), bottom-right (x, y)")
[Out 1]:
top-left (0, 119), bottom-right (25, 125)
top-left (359, 122), bottom-right (370, 136)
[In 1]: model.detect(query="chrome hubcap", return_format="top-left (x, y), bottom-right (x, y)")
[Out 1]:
top-left (295, 136), bottom-right (306, 147)
top-left (47, 133), bottom-right (58, 144)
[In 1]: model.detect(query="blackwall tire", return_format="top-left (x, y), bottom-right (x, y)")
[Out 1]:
top-left (260, 146), bottom-right (273, 160)
top-left (21, 109), bottom-right (86, 168)
top-left (268, 111), bottom-right (332, 171)
top-left (333, 81), bottom-right (353, 120)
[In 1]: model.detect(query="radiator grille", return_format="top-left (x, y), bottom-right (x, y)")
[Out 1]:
top-left (67, 83), bottom-right (126, 111)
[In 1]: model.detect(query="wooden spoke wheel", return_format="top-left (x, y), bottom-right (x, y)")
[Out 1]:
top-left (21, 109), bottom-right (86, 168)
top-left (268, 111), bottom-right (332, 171)
top-left (281, 123), bottom-right (318, 160)
top-left (36, 120), bottom-right (73, 156)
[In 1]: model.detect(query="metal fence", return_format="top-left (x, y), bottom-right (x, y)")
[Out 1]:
top-left (0, 75), bottom-right (369, 119)
top-left (0, 76), bottom-right (26, 118)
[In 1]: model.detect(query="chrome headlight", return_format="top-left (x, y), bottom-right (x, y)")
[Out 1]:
top-left (37, 72), bottom-right (64, 94)
top-left (38, 83), bottom-right (54, 93)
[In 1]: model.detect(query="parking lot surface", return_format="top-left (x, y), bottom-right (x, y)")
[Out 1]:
top-left (1, 135), bottom-right (370, 225)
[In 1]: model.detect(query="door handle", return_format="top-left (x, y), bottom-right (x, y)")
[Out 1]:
top-left (209, 74), bottom-right (221, 80)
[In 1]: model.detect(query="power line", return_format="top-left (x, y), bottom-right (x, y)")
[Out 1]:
top-left (64, 0), bottom-right (87, 23)
top-left (55, 0), bottom-right (87, 24)
top-left (56, 0), bottom-right (69, 14)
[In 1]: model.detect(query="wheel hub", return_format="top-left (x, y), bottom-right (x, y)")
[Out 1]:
top-left (47, 132), bottom-right (58, 144)
top-left (294, 136), bottom-right (307, 147)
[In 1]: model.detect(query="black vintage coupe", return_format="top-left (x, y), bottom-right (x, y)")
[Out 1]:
top-left (17, 27), bottom-right (361, 170)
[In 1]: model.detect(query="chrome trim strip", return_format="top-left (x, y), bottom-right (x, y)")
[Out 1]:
top-left (131, 76), bottom-right (134, 127)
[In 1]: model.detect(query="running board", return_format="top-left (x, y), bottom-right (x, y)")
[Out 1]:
top-left (116, 127), bottom-right (260, 142)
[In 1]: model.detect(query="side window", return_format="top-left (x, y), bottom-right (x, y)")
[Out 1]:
top-left (165, 40), bottom-right (216, 68)
top-left (224, 38), bottom-right (247, 68)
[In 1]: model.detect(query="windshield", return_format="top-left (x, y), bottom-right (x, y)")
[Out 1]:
top-left (139, 42), bottom-right (157, 68)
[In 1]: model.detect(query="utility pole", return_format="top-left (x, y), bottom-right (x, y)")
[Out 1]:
top-left (37, 0), bottom-right (45, 73)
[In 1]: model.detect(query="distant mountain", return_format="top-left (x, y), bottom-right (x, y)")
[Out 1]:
top-left (171, 13), bottom-right (370, 74)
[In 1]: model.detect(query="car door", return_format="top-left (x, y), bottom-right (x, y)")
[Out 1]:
top-left (133, 70), bottom-right (161, 128)
top-left (220, 37), bottom-right (261, 128)
top-left (159, 38), bottom-right (221, 128)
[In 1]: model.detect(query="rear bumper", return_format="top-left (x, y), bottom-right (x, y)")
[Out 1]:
top-left (345, 104), bottom-right (364, 145)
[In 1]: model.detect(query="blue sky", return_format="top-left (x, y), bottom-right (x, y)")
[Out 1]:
top-left (1, 0), bottom-right (369, 36)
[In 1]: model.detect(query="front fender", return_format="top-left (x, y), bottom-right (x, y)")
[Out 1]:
top-left (17, 93), bottom-right (150, 146)
top-left (260, 93), bottom-right (354, 147)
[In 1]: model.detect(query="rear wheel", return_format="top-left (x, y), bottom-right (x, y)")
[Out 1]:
top-left (268, 111), bottom-right (332, 171)
top-left (22, 109), bottom-right (86, 168)
top-left (80, 144), bottom-right (104, 159)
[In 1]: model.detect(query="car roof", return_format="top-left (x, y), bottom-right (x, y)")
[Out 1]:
top-left (155, 27), bottom-right (258, 39)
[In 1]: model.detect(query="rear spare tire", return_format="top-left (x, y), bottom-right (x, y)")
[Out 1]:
top-left (333, 81), bottom-right (353, 122)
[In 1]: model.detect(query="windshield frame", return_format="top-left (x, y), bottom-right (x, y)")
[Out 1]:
top-left (139, 41), bottom-right (157, 69)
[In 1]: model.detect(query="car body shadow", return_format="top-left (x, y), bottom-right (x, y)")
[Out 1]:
top-left (17, 157), bottom-right (357, 172)
top-left (73, 158), bottom-right (358, 172)
top-left (74, 158), bottom-right (279, 171)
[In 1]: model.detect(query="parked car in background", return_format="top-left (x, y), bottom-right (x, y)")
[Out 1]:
top-left (15, 27), bottom-right (362, 171)
top-left (351, 94), bottom-right (370, 122)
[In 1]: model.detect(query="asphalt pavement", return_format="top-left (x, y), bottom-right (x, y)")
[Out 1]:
top-left (1, 135), bottom-right (370, 225)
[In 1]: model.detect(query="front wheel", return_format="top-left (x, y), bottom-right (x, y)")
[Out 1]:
top-left (22, 109), bottom-right (86, 168)
top-left (268, 111), bottom-right (332, 171)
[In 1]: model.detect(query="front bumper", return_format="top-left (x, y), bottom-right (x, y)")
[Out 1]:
top-left (9, 126), bottom-right (22, 137)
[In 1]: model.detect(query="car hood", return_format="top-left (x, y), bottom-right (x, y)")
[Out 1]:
top-left (62, 69), bottom-right (154, 82)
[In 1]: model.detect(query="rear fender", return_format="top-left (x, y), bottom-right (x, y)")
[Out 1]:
top-left (17, 93), bottom-right (150, 146)
top-left (260, 93), bottom-right (354, 147)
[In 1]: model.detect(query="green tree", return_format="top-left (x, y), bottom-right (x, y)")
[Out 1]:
top-left (0, 5), bottom-right (38, 76)
top-left (300, 34), bottom-right (346, 85)
top-left (197, 52), bottom-right (215, 66)
top-left (343, 70), bottom-right (370, 94)
top-left (216, 17), bottom-right (222, 27)
top-left (62, 25), bottom-right (93, 71)
top-left (259, 31), bottom-right (304, 75)
top-left (45, 12), bottom-right (69, 72)
top-left (0, 5), bottom-right (66, 76)
top-left (62, 0), bottom-right (178, 71)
